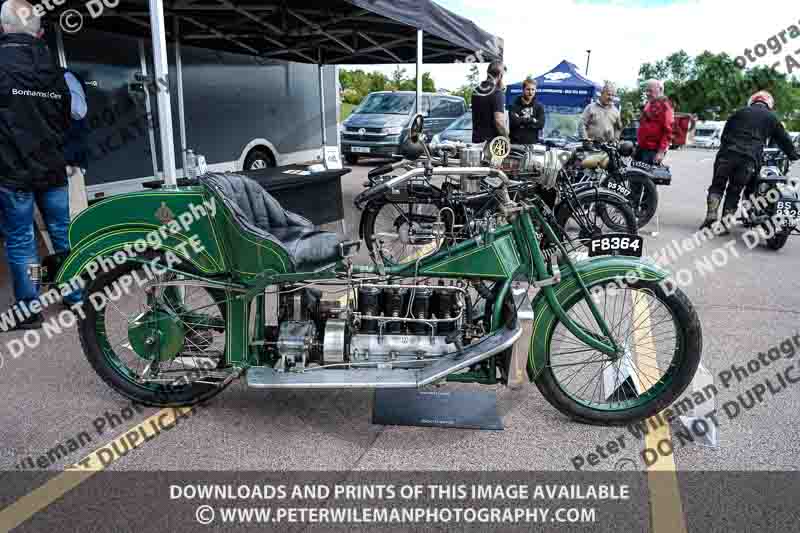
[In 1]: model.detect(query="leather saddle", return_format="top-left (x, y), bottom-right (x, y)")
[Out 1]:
top-left (201, 172), bottom-right (344, 271)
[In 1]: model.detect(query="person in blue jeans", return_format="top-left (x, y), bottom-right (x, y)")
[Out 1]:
top-left (1, 3), bottom-right (81, 330)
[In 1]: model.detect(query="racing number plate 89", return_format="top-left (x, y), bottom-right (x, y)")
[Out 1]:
top-left (587, 233), bottom-right (644, 257)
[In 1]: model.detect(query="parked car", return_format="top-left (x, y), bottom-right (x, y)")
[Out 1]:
top-left (340, 91), bottom-right (467, 163)
top-left (693, 121), bottom-right (726, 149)
top-left (431, 111), bottom-right (473, 145)
top-left (620, 120), bottom-right (639, 146)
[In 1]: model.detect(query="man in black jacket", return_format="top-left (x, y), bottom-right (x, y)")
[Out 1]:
top-left (0, 1), bottom-right (74, 329)
top-left (509, 78), bottom-right (545, 144)
top-left (700, 91), bottom-right (800, 231)
top-left (471, 61), bottom-right (509, 143)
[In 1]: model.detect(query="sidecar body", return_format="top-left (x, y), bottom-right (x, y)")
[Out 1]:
top-left (54, 173), bottom-right (349, 287)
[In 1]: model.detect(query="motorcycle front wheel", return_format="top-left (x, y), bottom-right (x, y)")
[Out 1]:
top-left (533, 278), bottom-right (702, 425)
top-left (361, 200), bottom-right (454, 266)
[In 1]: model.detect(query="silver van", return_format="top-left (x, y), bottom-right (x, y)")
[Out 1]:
top-left (341, 91), bottom-right (467, 163)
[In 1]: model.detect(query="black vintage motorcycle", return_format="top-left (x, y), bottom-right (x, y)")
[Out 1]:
top-left (735, 147), bottom-right (800, 250)
top-left (358, 141), bottom-right (638, 267)
top-left (566, 140), bottom-right (672, 228)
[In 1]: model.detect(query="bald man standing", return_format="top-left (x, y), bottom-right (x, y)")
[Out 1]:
top-left (0, 0), bottom-right (76, 330)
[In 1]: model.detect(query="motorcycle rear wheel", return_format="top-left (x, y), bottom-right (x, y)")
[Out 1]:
top-left (78, 253), bottom-right (229, 407)
top-left (602, 175), bottom-right (658, 228)
top-left (533, 279), bottom-right (702, 425)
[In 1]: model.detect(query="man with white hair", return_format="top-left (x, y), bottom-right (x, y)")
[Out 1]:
top-left (635, 79), bottom-right (674, 165)
top-left (579, 82), bottom-right (622, 143)
top-left (0, 0), bottom-right (75, 330)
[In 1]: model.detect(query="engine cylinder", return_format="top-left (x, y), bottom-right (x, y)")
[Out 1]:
top-left (385, 286), bottom-right (408, 334)
top-left (410, 287), bottom-right (433, 334)
top-left (435, 283), bottom-right (458, 334)
top-left (358, 286), bottom-right (381, 333)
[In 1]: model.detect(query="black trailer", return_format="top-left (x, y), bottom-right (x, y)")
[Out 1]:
top-left (45, 0), bottom-right (503, 217)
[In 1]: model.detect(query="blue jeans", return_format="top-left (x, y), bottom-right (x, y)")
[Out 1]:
top-left (0, 185), bottom-right (80, 306)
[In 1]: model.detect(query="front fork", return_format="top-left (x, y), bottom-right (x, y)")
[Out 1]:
top-left (502, 202), bottom-right (621, 358)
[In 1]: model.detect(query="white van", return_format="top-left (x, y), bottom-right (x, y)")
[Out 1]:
top-left (693, 121), bottom-right (725, 149)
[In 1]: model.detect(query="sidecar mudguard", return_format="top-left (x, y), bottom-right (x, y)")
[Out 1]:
top-left (527, 255), bottom-right (670, 380)
top-left (54, 189), bottom-right (226, 286)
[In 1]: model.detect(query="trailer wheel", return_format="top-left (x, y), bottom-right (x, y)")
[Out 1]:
top-left (244, 148), bottom-right (275, 170)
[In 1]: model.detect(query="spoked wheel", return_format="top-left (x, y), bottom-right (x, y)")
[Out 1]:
top-left (534, 279), bottom-right (702, 425)
top-left (554, 193), bottom-right (638, 259)
top-left (602, 175), bottom-right (658, 228)
top-left (362, 201), bottom-right (451, 266)
top-left (78, 254), bottom-right (231, 407)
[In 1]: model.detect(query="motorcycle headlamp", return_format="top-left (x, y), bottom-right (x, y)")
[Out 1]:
top-left (758, 182), bottom-right (769, 195)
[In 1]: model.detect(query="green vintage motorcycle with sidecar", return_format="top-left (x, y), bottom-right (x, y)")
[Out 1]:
top-left (49, 117), bottom-right (702, 426)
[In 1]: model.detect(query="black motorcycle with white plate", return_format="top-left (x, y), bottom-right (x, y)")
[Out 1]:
top-left (567, 140), bottom-right (672, 228)
top-left (736, 147), bottom-right (800, 250)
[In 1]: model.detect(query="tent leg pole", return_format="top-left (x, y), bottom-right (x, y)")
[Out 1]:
top-left (319, 63), bottom-right (327, 150)
top-left (148, 0), bottom-right (178, 187)
top-left (416, 29), bottom-right (423, 115)
top-left (175, 18), bottom-right (188, 175)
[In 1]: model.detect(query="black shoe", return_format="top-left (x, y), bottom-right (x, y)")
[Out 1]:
top-left (5, 313), bottom-right (43, 331)
top-left (699, 219), bottom-right (716, 231)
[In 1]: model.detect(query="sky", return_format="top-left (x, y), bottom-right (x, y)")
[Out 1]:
top-left (343, 0), bottom-right (800, 92)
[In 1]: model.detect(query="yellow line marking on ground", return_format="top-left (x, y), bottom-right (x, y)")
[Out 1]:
top-left (631, 292), bottom-right (687, 533)
top-left (0, 406), bottom-right (197, 532)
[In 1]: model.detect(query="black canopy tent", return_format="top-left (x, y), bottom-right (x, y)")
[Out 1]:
top-left (49, 0), bottom-right (503, 186)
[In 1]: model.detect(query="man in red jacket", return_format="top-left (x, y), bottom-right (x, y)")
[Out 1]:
top-left (635, 79), bottom-right (674, 165)
top-left (627, 80), bottom-right (673, 221)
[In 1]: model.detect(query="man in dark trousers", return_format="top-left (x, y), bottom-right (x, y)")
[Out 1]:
top-left (0, 1), bottom-right (76, 329)
top-left (509, 77), bottom-right (545, 145)
top-left (700, 90), bottom-right (799, 231)
top-left (471, 61), bottom-right (508, 143)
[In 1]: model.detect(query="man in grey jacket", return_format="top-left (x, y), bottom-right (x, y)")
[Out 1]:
top-left (580, 83), bottom-right (623, 142)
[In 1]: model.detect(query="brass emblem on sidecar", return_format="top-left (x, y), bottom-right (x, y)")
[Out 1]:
top-left (155, 202), bottom-right (175, 224)
top-left (487, 136), bottom-right (511, 168)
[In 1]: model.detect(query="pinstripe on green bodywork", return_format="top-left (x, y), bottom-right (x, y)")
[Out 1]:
top-left (56, 188), bottom-right (226, 284)
top-left (527, 256), bottom-right (669, 379)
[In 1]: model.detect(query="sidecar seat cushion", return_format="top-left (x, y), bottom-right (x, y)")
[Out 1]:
top-left (201, 172), bottom-right (342, 270)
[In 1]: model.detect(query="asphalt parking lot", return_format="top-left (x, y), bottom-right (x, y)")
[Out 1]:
top-left (1, 147), bottom-right (799, 530)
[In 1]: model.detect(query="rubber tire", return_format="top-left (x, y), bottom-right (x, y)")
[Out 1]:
top-left (78, 256), bottom-right (227, 407)
top-left (345, 154), bottom-right (359, 165)
top-left (554, 192), bottom-right (638, 238)
top-left (533, 279), bottom-right (702, 426)
top-left (244, 148), bottom-right (275, 171)
top-left (603, 174), bottom-right (658, 228)
top-left (765, 229), bottom-right (790, 250)
top-left (361, 199), bottom-right (451, 266)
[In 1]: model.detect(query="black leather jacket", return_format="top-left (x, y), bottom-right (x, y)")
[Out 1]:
top-left (718, 103), bottom-right (799, 165)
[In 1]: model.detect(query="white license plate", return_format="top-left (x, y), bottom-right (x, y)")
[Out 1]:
top-left (351, 147), bottom-right (371, 154)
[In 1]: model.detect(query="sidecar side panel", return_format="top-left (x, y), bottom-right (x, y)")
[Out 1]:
top-left (55, 189), bottom-right (226, 284)
top-left (200, 188), bottom-right (294, 281)
top-left (527, 257), bottom-right (670, 380)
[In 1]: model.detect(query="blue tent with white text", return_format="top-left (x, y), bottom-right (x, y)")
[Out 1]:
top-left (505, 60), bottom-right (602, 110)
top-left (505, 60), bottom-right (603, 139)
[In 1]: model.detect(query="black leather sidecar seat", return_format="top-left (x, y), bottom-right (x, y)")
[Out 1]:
top-left (201, 172), bottom-right (342, 271)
